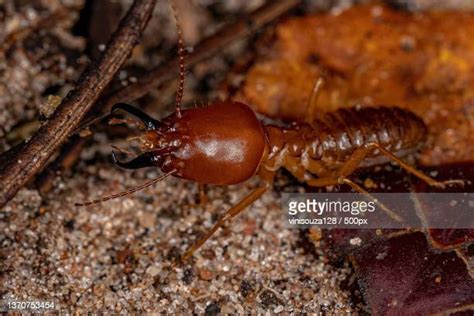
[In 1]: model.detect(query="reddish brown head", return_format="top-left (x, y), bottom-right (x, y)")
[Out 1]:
top-left (112, 101), bottom-right (266, 185)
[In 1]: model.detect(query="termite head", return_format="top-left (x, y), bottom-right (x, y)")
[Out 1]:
top-left (111, 101), bottom-right (266, 185)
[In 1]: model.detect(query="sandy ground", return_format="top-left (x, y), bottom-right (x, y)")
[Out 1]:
top-left (1, 160), bottom-right (357, 313)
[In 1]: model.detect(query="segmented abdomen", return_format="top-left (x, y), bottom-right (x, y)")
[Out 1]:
top-left (264, 106), bottom-right (427, 169)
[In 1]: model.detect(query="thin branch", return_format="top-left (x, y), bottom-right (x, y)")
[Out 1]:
top-left (0, 0), bottom-right (157, 208)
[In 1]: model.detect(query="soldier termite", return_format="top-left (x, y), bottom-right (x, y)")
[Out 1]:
top-left (75, 0), bottom-right (464, 263)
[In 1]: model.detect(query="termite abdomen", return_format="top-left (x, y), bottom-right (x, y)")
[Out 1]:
top-left (316, 106), bottom-right (428, 164)
top-left (266, 106), bottom-right (428, 171)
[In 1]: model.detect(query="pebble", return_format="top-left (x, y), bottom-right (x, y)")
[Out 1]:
top-left (146, 265), bottom-right (161, 277)
top-left (198, 267), bottom-right (214, 281)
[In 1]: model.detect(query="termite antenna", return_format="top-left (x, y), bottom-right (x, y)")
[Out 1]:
top-left (74, 170), bottom-right (176, 207)
top-left (170, 0), bottom-right (185, 118)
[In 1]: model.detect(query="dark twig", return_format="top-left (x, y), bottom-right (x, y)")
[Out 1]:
top-left (0, 0), bottom-right (157, 208)
top-left (36, 0), bottom-right (300, 195)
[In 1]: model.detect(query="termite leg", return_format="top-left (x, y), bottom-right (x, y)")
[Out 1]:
top-left (112, 103), bottom-right (161, 130)
top-left (340, 178), bottom-right (404, 223)
top-left (300, 167), bottom-right (404, 223)
top-left (297, 142), bottom-right (464, 221)
top-left (180, 184), bottom-right (271, 263)
top-left (299, 152), bottom-right (404, 222)
top-left (346, 143), bottom-right (464, 188)
top-left (186, 184), bottom-right (208, 208)
top-left (198, 183), bottom-right (208, 205)
top-left (284, 155), bottom-right (308, 181)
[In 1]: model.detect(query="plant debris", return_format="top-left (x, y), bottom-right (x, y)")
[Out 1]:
top-left (239, 4), bottom-right (474, 165)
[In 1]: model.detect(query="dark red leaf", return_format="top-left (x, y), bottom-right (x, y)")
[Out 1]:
top-left (351, 232), bottom-right (474, 315)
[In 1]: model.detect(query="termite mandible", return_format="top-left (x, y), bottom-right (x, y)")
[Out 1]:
top-left (75, 0), bottom-right (464, 263)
